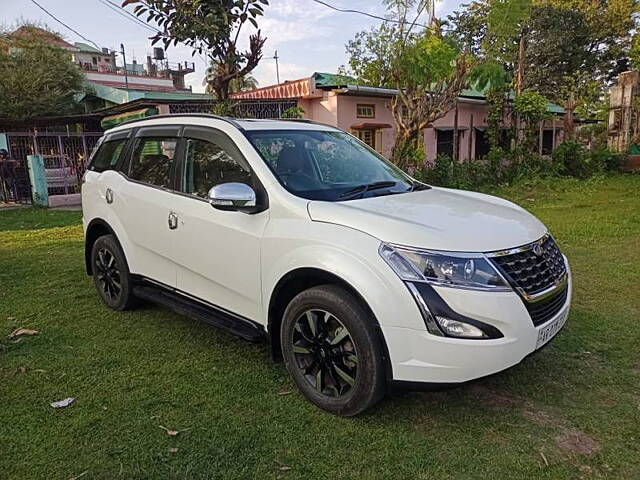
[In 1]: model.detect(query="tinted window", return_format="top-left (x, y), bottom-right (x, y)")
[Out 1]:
top-left (91, 140), bottom-right (127, 173)
top-left (129, 137), bottom-right (178, 189)
top-left (183, 138), bottom-right (252, 198)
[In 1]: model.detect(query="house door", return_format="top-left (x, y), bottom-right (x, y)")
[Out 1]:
top-left (354, 129), bottom-right (376, 150)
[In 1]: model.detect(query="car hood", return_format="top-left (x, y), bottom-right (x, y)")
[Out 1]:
top-left (307, 187), bottom-right (547, 252)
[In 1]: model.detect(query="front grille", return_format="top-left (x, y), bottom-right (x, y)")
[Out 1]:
top-left (524, 285), bottom-right (569, 326)
top-left (490, 236), bottom-right (567, 297)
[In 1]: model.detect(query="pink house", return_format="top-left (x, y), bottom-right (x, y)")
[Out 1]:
top-left (232, 72), bottom-right (566, 161)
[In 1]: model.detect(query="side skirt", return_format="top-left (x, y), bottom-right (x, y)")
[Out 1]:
top-left (132, 279), bottom-right (265, 343)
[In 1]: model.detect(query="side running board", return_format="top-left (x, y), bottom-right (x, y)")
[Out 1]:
top-left (133, 284), bottom-right (265, 343)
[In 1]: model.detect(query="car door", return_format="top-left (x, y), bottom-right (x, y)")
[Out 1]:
top-left (171, 126), bottom-right (269, 322)
top-left (114, 126), bottom-right (183, 288)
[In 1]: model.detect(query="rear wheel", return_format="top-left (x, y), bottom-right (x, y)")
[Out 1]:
top-left (91, 234), bottom-right (136, 311)
top-left (281, 285), bottom-right (385, 416)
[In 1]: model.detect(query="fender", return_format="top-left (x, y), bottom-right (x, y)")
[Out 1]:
top-left (84, 215), bottom-right (135, 276)
top-left (261, 229), bottom-right (425, 332)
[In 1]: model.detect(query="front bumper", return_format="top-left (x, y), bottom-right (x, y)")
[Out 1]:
top-left (383, 265), bottom-right (572, 384)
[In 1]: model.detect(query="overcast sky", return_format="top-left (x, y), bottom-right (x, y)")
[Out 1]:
top-left (3, 0), bottom-right (465, 92)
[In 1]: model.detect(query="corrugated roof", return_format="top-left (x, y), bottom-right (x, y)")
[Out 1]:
top-left (74, 42), bottom-right (105, 53)
top-left (84, 81), bottom-right (211, 104)
top-left (313, 72), bottom-right (357, 87)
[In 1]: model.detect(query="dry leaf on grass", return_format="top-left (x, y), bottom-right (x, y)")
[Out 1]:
top-left (275, 460), bottom-right (292, 472)
top-left (51, 397), bottom-right (75, 409)
top-left (159, 425), bottom-right (190, 436)
top-left (7, 328), bottom-right (38, 339)
top-left (277, 391), bottom-right (292, 396)
top-left (68, 470), bottom-right (88, 480)
top-left (168, 447), bottom-right (178, 453)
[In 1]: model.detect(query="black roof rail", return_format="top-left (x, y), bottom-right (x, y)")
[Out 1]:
top-left (112, 113), bottom-right (246, 130)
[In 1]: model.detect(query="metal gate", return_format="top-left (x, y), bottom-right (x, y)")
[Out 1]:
top-left (2, 132), bottom-right (102, 206)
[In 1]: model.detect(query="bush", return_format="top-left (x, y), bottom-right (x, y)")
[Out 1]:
top-left (553, 141), bottom-right (624, 178)
top-left (413, 142), bottom-right (622, 191)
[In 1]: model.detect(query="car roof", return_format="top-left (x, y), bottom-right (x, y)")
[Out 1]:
top-left (106, 114), bottom-right (340, 135)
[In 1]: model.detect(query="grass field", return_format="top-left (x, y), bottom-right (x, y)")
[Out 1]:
top-left (1, 174), bottom-right (639, 479)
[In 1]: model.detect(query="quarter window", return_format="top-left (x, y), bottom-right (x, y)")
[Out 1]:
top-left (183, 138), bottom-right (252, 198)
top-left (90, 139), bottom-right (127, 173)
top-left (128, 137), bottom-right (178, 189)
top-left (356, 104), bottom-right (376, 118)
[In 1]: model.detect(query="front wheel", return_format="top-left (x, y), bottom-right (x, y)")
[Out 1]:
top-left (280, 285), bottom-right (386, 416)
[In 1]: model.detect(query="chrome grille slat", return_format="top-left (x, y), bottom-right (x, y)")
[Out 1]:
top-left (489, 235), bottom-right (568, 326)
top-left (490, 236), bottom-right (567, 297)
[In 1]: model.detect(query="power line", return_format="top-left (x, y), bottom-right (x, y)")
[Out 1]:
top-left (96, 0), bottom-right (160, 34)
top-left (27, 0), bottom-right (101, 49)
top-left (310, 0), bottom-right (428, 28)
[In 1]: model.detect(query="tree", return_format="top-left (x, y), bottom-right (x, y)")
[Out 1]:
top-left (0, 25), bottom-right (86, 120)
top-left (123, 0), bottom-right (268, 102)
top-left (390, 31), bottom-right (470, 167)
top-left (347, 0), bottom-right (472, 167)
top-left (346, 23), bottom-right (397, 88)
top-left (203, 61), bottom-right (258, 96)
top-left (539, 0), bottom-right (638, 138)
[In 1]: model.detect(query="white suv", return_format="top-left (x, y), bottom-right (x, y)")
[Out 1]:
top-left (82, 115), bottom-right (572, 415)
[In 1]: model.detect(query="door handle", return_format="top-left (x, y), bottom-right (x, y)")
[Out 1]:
top-left (105, 188), bottom-right (114, 204)
top-left (168, 212), bottom-right (179, 230)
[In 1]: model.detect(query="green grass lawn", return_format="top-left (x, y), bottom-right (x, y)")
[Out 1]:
top-left (1, 174), bottom-right (639, 480)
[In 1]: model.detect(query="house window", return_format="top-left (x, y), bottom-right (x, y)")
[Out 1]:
top-left (436, 130), bottom-right (454, 158)
top-left (92, 57), bottom-right (98, 65)
top-left (354, 129), bottom-right (376, 150)
top-left (356, 104), bottom-right (376, 119)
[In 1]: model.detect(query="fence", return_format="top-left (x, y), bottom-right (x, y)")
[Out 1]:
top-left (1, 131), bottom-right (102, 206)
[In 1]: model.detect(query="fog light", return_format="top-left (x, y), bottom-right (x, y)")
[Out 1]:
top-left (436, 316), bottom-right (488, 338)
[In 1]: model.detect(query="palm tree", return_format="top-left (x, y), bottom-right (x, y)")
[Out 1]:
top-left (203, 61), bottom-right (258, 97)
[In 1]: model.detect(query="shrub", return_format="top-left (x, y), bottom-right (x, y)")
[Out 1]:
top-left (553, 140), bottom-right (590, 178)
top-left (552, 141), bottom-right (623, 178)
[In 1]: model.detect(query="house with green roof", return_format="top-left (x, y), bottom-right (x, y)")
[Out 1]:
top-left (232, 72), bottom-right (572, 161)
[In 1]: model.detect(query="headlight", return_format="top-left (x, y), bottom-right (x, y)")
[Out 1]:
top-left (379, 243), bottom-right (511, 291)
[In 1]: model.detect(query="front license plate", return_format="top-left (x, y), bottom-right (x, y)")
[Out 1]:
top-left (536, 308), bottom-right (569, 349)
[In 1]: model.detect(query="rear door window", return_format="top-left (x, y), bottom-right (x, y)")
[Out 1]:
top-left (90, 140), bottom-right (127, 173)
top-left (128, 137), bottom-right (179, 190)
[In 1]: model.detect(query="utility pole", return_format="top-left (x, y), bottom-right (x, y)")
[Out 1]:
top-left (273, 50), bottom-right (280, 84)
top-left (120, 43), bottom-right (129, 90)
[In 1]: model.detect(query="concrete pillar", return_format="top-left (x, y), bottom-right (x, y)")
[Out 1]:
top-left (27, 155), bottom-right (48, 207)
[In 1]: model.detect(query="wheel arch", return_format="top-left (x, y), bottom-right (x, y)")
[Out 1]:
top-left (267, 267), bottom-right (393, 380)
top-left (84, 218), bottom-right (124, 275)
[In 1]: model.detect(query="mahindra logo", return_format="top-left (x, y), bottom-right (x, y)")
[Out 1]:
top-left (532, 244), bottom-right (544, 257)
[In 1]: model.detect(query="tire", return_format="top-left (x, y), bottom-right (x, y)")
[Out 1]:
top-left (280, 285), bottom-right (386, 416)
top-left (91, 234), bottom-right (137, 311)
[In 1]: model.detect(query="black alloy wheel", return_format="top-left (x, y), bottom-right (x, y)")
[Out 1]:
top-left (281, 285), bottom-right (386, 416)
top-left (91, 234), bottom-right (137, 311)
top-left (95, 247), bottom-right (122, 302)
top-left (292, 309), bottom-right (358, 397)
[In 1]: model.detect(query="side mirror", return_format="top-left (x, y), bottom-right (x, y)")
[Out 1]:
top-left (207, 182), bottom-right (257, 212)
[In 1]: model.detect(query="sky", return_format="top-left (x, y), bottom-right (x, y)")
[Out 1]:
top-left (3, 0), bottom-right (466, 93)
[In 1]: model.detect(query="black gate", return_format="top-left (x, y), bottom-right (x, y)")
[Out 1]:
top-left (2, 132), bottom-right (102, 205)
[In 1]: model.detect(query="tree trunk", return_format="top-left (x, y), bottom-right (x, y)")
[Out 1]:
top-left (391, 128), bottom-right (422, 169)
top-left (563, 93), bottom-right (577, 141)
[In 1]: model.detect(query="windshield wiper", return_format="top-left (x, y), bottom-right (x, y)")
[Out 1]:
top-left (339, 181), bottom-right (398, 200)
top-left (409, 180), bottom-right (430, 192)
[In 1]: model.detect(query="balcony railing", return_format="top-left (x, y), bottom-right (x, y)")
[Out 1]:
top-left (77, 61), bottom-right (195, 78)
top-left (77, 63), bottom-right (170, 79)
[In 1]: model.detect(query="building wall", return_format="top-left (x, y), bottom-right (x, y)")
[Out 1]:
top-left (304, 91), bottom-right (339, 126)
top-left (335, 95), bottom-right (397, 158)
top-left (74, 51), bottom-right (115, 68)
top-left (300, 91), bottom-right (566, 162)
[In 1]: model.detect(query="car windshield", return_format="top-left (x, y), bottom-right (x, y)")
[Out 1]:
top-left (246, 129), bottom-right (426, 201)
